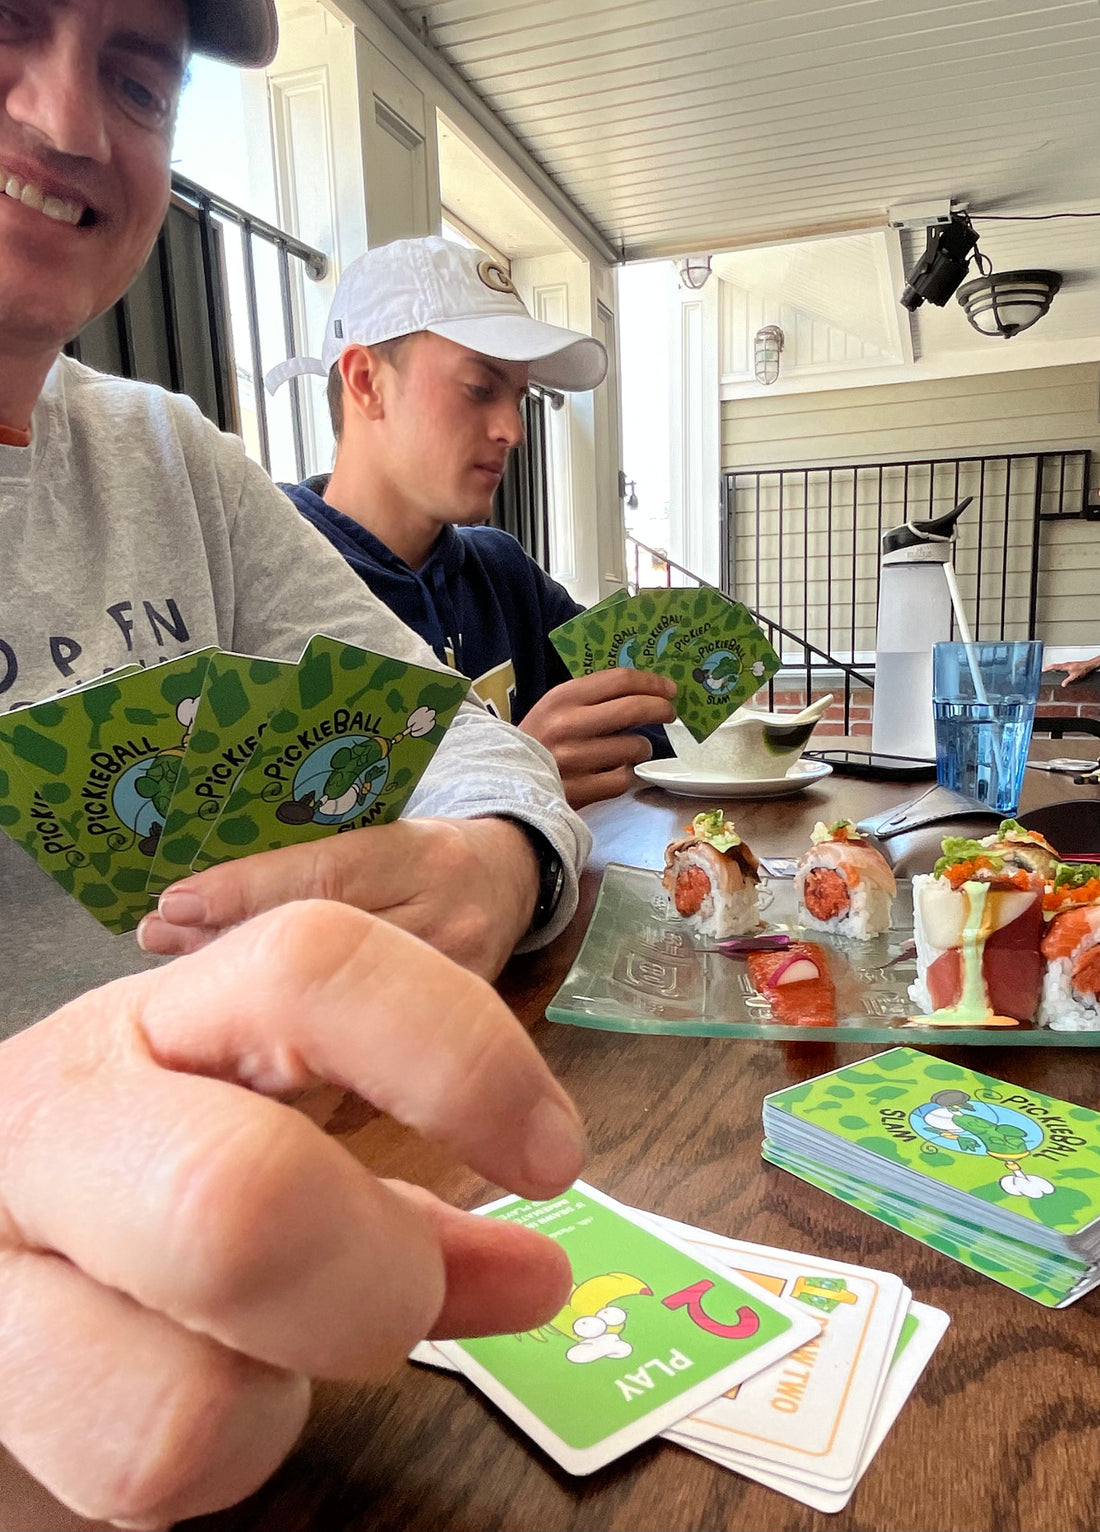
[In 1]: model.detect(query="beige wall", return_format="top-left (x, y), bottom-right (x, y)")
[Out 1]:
top-left (721, 363), bottom-right (1100, 655)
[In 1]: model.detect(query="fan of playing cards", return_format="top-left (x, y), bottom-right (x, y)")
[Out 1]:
top-left (550, 588), bottom-right (781, 743)
top-left (412, 1183), bottom-right (948, 1511)
top-left (0, 636), bottom-right (469, 934)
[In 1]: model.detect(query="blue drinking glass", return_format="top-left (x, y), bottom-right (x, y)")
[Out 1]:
top-left (932, 640), bottom-right (1044, 814)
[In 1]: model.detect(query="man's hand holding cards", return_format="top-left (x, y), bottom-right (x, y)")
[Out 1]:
top-left (550, 588), bottom-right (781, 743)
top-left (0, 635), bottom-right (468, 934)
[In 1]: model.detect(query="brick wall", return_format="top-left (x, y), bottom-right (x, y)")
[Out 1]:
top-left (768, 672), bottom-right (1100, 742)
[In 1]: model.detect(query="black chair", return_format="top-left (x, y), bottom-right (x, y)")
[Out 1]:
top-left (1018, 800), bottom-right (1100, 858)
top-left (1031, 714), bottom-right (1100, 740)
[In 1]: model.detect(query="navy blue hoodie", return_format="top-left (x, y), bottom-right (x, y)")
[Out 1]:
top-left (283, 476), bottom-right (672, 756)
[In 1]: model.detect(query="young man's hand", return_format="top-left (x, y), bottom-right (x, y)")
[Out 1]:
top-left (138, 817), bottom-right (541, 978)
top-left (0, 903), bottom-right (583, 1526)
top-left (519, 670), bottom-right (677, 810)
top-left (1044, 655), bottom-right (1100, 687)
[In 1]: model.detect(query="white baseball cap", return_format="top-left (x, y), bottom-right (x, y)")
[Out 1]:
top-left (265, 236), bottom-right (608, 395)
top-left (189, 0), bottom-right (278, 66)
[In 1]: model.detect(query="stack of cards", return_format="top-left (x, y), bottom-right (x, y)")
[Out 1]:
top-left (550, 588), bottom-right (780, 743)
top-left (411, 1183), bottom-right (947, 1511)
top-left (763, 1047), bottom-right (1100, 1307)
top-left (0, 636), bottom-right (469, 933)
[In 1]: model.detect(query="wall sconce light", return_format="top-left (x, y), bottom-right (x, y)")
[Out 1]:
top-left (956, 269), bottom-right (1062, 338)
top-left (753, 325), bottom-right (784, 385)
top-left (618, 472), bottom-right (639, 509)
top-left (678, 253), bottom-right (712, 290)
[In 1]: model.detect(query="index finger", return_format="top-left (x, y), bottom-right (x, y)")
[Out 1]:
top-left (564, 668), bottom-right (677, 703)
top-left (141, 902), bottom-right (587, 1198)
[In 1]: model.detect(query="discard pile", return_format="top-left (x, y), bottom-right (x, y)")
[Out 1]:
top-left (411, 1182), bottom-right (947, 1511)
top-left (764, 1048), bottom-right (1100, 1306)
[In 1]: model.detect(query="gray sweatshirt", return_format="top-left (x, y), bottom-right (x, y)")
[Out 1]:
top-left (0, 358), bottom-right (590, 1030)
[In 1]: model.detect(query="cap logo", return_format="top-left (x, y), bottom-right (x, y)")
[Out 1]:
top-left (478, 260), bottom-right (518, 297)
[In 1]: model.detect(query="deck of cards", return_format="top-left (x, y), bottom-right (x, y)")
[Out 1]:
top-left (0, 636), bottom-right (469, 933)
top-left (411, 1182), bottom-right (947, 1510)
top-left (549, 587), bottom-right (780, 743)
top-left (763, 1048), bottom-right (1100, 1307)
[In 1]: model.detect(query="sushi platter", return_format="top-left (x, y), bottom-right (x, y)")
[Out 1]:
top-left (548, 814), bottom-right (1100, 1045)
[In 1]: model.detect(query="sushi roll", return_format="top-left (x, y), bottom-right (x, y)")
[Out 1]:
top-left (909, 836), bottom-right (1045, 1025)
top-left (663, 809), bottom-right (760, 938)
top-left (979, 818), bottom-right (1060, 882)
top-left (1038, 864), bottom-right (1100, 1030)
top-left (795, 819), bottom-right (896, 940)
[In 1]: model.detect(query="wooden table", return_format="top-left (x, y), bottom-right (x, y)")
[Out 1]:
top-left (3, 743), bottom-right (1100, 1532)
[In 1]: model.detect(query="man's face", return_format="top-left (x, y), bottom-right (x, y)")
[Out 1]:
top-left (372, 332), bottom-right (529, 527)
top-left (0, 0), bottom-right (188, 356)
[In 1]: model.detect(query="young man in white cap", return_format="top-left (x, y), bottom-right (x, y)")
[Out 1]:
top-left (0, 2), bottom-right (585, 1521)
top-left (275, 237), bottom-right (677, 811)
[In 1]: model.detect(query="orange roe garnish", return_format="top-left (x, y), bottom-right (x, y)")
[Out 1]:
top-left (1043, 877), bottom-right (1100, 913)
top-left (943, 859), bottom-right (1032, 891)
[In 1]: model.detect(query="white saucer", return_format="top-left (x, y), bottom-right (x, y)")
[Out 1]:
top-left (634, 757), bottom-right (834, 799)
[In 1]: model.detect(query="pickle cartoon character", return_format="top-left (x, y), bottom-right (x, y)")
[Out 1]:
top-left (911, 1088), bottom-right (1054, 1198)
top-left (115, 697), bottom-right (200, 857)
top-left (536, 1273), bottom-right (653, 1364)
top-left (275, 706), bottom-right (437, 827)
top-left (692, 650), bottom-right (741, 696)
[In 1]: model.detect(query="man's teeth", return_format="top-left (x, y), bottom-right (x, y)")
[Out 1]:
top-left (1, 173), bottom-right (84, 226)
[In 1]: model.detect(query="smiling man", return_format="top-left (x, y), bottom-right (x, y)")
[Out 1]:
top-left (0, 3), bottom-right (587, 1523)
top-left (0, 1), bottom-right (592, 973)
top-left (278, 236), bottom-right (677, 811)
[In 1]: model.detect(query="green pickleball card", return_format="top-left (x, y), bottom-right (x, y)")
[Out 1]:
top-left (146, 652), bottom-right (296, 896)
top-left (435, 1181), bottom-right (819, 1475)
top-left (766, 1048), bottom-right (1100, 1237)
top-left (192, 634), bottom-right (468, 869)
top-left (550, 588), bottom-right (780, 742)
top-left (0, 651), bottom-right (216, 932)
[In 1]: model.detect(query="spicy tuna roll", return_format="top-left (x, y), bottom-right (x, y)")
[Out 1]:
top-left (662, 809), bottom-right (761, 938)
top-left (1038, 864), bottom-right (1100, 1030)
top-left (795, 819), bottom-right (896, 940)
top-left (909, 837), bottom-right (1045, 1025)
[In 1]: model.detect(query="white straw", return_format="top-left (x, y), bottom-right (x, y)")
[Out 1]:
top-left (942, 562), bottom-right (989, 704)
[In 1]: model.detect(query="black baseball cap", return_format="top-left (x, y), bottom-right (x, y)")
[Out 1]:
top-left (188, 0), bottom-right (278, 67)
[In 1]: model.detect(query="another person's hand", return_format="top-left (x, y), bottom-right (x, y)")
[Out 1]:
top-left (0, 902), bottom-right (583, 1527)
top-left (138, 816), bottom-right (540, 978)
top-left (520, 670), bottom-right (677, 810)
top-left (1044, 655), bottom-right (1100, 687)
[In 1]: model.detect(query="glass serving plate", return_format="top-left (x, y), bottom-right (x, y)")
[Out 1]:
top-left (547, 864), bottom-right (1100, 1046)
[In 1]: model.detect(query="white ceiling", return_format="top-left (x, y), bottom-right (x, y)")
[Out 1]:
top-left (395, 0), bottom-right (1100, 263)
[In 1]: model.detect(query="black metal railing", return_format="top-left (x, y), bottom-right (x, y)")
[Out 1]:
top-left (167, 174), bottom-right (328, 480)
top-left (492, 390), bottom-right (551, 570)
top-left (625, 535), bottom-right (875, 733)
top-left (723, 450), bottom-right (1092, 663)
top-left (68, 173), bottom-right (329, 481)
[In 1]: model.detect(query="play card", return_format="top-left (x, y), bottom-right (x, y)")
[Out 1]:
top-left (0, 650), bottom-right (216, 932)
top-left (671, 1300), bottom-right (949, 1512)
top-left (191, 635), bottom-right (468, 870)
top-left (641, 1214), bottom-right (907, 1489)
top-left (145, 651), bottom-right (296, 895)
top-left (431, 1182), bottom-right (821, 1475)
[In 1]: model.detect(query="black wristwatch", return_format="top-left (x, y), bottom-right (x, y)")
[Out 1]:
top-left (505, 819), bottom-right (565, 933)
